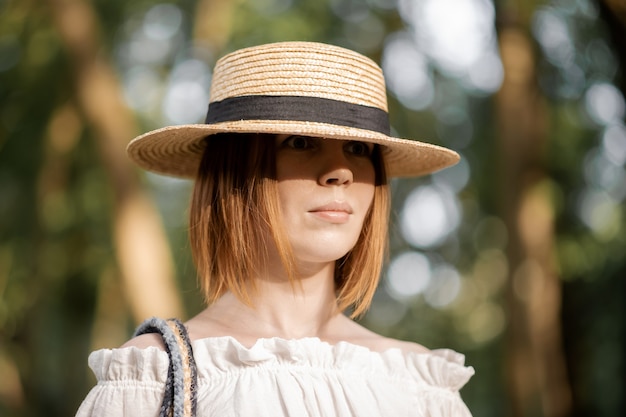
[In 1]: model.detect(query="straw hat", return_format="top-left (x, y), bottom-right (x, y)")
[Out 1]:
top-left (127, 41), bottom-right (459, 178)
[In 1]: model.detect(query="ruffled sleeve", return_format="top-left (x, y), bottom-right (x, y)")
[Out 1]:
top-left (189, 337), bottom-right (474, 417)
top-left (75, 347), bottom-right (168, 417)
top-left (76, 338), bottom-right (474, 417)
top-left (406, 348), bottom-right (474, 417)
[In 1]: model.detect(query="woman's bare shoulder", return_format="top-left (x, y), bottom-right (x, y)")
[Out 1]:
top-left (375, 337), bottom-right (431, 354)
top-left (334, 317), bottom-right (430, 354)
top-left (119, 332), bottom-right (166, 350)
top-left (356, 332), bottom-right (431, 354)
top-left (118, 312), bottom-right (214, 350)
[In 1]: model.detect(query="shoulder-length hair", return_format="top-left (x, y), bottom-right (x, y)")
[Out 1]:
top-left (189, 133), bottom-right (389, 318)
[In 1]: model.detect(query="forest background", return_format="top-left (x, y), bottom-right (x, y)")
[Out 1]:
top-left (0, 0), bottom-right (624, 416)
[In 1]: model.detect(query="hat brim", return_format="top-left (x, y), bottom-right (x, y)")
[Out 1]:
top-left (126, 120), bottom-right (460, 178)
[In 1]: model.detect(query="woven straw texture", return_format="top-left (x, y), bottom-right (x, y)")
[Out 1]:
top-left (127, 41), bottom-right (459, 178)
top-left (210, 42), bottom-right (387, 109)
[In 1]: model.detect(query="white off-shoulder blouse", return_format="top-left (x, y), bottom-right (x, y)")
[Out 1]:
top-left (76, 336), bottom-right (474, 417)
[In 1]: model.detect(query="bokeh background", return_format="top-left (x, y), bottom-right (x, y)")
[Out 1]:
top-left (1, 0), bottom-right (625, 416)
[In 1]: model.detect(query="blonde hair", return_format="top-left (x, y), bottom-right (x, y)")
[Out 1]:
top-left (189, 133), bottom-right (389, 317)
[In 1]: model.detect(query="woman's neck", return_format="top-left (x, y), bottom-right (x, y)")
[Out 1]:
top-left (195, 261), bottom-right (344, 341)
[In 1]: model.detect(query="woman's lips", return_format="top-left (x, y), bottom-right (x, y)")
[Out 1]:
top-left (308, 201), bottom-right (353, 224)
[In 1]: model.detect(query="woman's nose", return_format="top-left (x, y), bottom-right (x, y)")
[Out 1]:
top-left (316, 140), bottom-right (355, 186)
top-left (319, 164), bottom-right (354, 186)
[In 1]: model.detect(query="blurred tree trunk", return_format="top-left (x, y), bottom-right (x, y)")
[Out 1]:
top-left (194, 0), bottom-right (236, 50)
top-left (45, 0), bottom-right (184, 328)
top-left (600, 0), bottom-right (626, 24)
top-left (495, 5), bottom-right (573, 417)
top-left (598, 0), bottom-right (626, 93)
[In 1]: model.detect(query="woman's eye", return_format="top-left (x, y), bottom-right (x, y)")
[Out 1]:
top-left (345, 141), bottom-right (372, 156)
top-left (284, 135), bottom-right (314, 150)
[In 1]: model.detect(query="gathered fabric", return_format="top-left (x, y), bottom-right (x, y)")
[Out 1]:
top-left (75, 336), bottom-right (474, 417)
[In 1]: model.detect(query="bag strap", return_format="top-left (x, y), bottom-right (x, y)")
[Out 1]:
top-left (134, 317), bottom-right (198, 417)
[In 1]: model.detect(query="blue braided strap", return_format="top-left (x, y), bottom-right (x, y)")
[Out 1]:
top-left (134, 318), bottom-right (198, 417)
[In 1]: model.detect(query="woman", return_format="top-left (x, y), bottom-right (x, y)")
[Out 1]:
top-left (76, 41), bottom-right (474, 416)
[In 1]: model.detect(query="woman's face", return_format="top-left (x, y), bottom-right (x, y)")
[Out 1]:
top-left (274, 135), bottom-right (376, 266)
